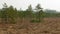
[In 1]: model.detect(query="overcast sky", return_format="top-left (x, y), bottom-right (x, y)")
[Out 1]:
top-left (0, 0), bottom-right (60, 11)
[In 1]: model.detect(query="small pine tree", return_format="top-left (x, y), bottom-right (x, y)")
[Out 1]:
top-left (35, 4), bottom-right (43, 22)
top-left (26, 4), bottom-right (33, 18)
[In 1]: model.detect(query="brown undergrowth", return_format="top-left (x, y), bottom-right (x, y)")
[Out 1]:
top-left (0, 17), bottom-right (60, 34)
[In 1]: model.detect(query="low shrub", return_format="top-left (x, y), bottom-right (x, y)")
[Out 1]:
top-left (30, 19), bottom-right (41, 23)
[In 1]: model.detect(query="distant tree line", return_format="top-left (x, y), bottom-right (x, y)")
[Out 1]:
top-left (0, 3), bottom-right (60, 24)
top-left (44, 9), bottom-right (60, 17)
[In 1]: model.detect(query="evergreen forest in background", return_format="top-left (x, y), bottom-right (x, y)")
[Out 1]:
top-left (0, 3), bottom-right (60, 24)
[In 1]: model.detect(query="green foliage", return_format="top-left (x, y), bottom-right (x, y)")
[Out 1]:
top-left (1, 3), bottom-right (60, 24)
top-left (7, 6), bottom-right (17, 18)
top-left (33, 4), bottom-right (44, 22)
top-left (0, 3), bottom-right (17, 24)
top-left (25, 5), bottom-right (33, 18)
top-left (30, 19), bottom-right (41, 23)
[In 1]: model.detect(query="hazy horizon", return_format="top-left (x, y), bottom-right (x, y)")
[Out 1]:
top-left (0, 0), bottom-right (60, 12)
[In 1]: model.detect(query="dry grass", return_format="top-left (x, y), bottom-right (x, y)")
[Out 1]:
top-left (0, 17), bottom-right (60, 34)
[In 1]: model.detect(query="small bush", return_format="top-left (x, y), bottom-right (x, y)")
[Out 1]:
top-left (30, 19), bottom-right (41, 23)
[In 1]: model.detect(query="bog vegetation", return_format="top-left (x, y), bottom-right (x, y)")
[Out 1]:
top-left (0, 3), bottom-right (60, 24)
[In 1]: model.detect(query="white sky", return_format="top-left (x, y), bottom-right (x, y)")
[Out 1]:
top-left (0, 0), bottom-right (60, 11)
